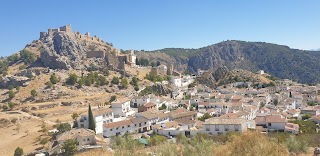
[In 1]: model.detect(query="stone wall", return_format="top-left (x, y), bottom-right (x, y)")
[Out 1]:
top-left (59, 25), bottom-right (72, 33)
top-left (15, 67), bottom-right (49, 77)
top-left (86, 51), bottom-right (105, 58)
top-left (117, 55), bottom-right (127, 70)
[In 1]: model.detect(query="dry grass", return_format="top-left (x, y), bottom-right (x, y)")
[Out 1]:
top-left (76, 149), bottom-right (112, 156)
top-left (0, 118), bottom-right (43, 156)
top-left (214, 131), bottom-right (289, 156)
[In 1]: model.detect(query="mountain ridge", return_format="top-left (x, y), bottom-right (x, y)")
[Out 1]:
top-left (138, 40), bottom-right (320, 84)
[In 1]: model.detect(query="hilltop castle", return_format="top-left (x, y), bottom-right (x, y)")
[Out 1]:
top-left (39, 24), bottom-right (137, 70)
top-left (39, 24), bottom-right (103, 43)
top-left (40, 24), bottom-right (73, 38)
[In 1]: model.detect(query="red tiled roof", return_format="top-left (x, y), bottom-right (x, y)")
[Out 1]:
top-left (265, 115), bottom-right (286, 123)
top-left (103, 120), bottom-right (132, 129)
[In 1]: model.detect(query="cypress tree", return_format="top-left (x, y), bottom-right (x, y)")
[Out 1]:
top-left (88, 104), bottom-right (96, 133)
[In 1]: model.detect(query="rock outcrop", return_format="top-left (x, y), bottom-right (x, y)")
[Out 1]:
top-left (0, 76), bottom-right (30, 88)
top-left (151, 84), bottom-right (172, 96)
top-left (40, 33), bottom-right (87, 70)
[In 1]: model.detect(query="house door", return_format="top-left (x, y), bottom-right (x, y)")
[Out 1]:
top-left (185, 131), bottom-right (190, 137)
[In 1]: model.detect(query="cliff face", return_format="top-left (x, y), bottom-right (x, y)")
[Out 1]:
top-left (40, 32), bottom-right (87, 70)
top-left (140, 41), bottom-right (320, 84)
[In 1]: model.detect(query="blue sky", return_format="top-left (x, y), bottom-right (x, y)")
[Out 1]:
top-left (0, 0), bottom-right (319, 56)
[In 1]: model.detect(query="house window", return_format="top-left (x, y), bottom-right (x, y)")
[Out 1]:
top-left (87, 138), bottom-right (90, 141)
top-left (135, 124), bottom-right (137, 126)
top-left (110, 129), bottom-right (113, 131)
top-left (122, 126), bottom-right (125, 129)
top-left (128, 125), bottom-right (131, 128)
top-left (206, 125), bottom-right (210, 131)
top-left (215, 125), bottom-right (219, 131)
top-left (235, 125), bottom-right (239, 131)
top-left (83, 139), bottom-right (85, 141)
top-left (225, 125), bottom-right (229, 131)
top-left (268, 123), bottom-right (271, 127)
top-left (84, 117), bottom-right (87, 120)
top-left (116, 127), bottom-right (118, 130)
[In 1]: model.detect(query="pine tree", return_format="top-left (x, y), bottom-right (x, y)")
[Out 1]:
top-left (88, 104), bottom-right (96, 133)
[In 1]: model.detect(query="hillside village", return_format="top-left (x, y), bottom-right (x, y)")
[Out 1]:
top-left (0, 25), bottom-right (320, 156)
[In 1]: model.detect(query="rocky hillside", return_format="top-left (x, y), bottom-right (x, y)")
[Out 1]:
top-left (138, 40), bottom-right (320, 84)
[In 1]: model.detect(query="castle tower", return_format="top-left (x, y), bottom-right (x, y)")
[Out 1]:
top-left (167, 64), bottom-right (173, 75)
top-left (59, 24), bottom-right (72, 33)
top-left (127, 49), bottom-right (136, 67)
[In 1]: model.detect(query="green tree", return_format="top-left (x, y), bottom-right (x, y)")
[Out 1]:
top-left (88, 104), bottom-right (96, 133)
top-left (78, 78), bottom-right (85, 87)
top-left (20, 49), bottom-right (36, 65)
top-left (71, 112), bottom-right (79, 120)
top-left (2, 104), bottom-right (8, 111)
top-left (121, 78), bottom-right (129, 89)
top-left (8, 85), bottom-right (14, 90)
top-left (189, 106), bottom-right (194, 111)
top-left (8, 90), bottom-right (15, 100)
top-left (66, 73), bottom-right (78, 85)
top-left (150, 62), bottom-right (156, 67)
top-left (31, 89), bottom-right (37, 98)
top-left (50, 73), bottom-right (59, 84)
top-left (134, 85), bottom-right (139, 91)
top-left (8, 102), bottom-right (16, 110)
top-left (111, 76), bottom-right (120, 84)
top-left (14, 147), bottom-right (23, 156)
top-left (158, 104), bottom-right (167, 110)
top-left (130, 76), bottom-right (139, 86)
top-left (56, 123), bottom-right (71, 134)
top-left (109, 95), bottom-right (117, 103)
top-left (198, 113), bottom-right (212, 122)
top-left (61, 139), bottom-right (77, 156)
top-left (302, 113), bottom-right (311, 120)
top-left (46, 81), bottom-right (53, 88)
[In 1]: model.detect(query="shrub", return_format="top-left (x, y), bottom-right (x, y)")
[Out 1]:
top-left (66, 73), bottom-right (78, 85)
top-left (109, 95), bottom-right (117, 103)
top-left (121, 78), bottom-right (129, 89)
top-left (111, 76), bottom-right (120, 84)
top-left (14, 147), bottom-right (23, 156)
top-left (214, 131), bottom-right (288, 156)
top-left (31, 89), bottom-right (37, 98)
top-left (285, 136), bottom-right (309, 153)
top-left (18, 65), bottom-right (26, 70)
top-left (8, 90), bottom-right (15, 100)
top-left (50, 73), bottom-right (59, 84)
top-left (2, 104), bottom-right (8, 111)
top-left (20, 49), bottom-right (36, 65)
top-left (302, 113), bottom-right (311, 120)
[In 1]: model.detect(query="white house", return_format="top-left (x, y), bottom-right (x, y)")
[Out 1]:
top-left (103, 117), bottom-right (150, 137)
top-left (49, 128), bottom-right (96, 155)
top-left (153, 120), bottom-right (201, 137)
top-left (131, 96), bottom-right (150, 108)
top-left (255, 114), bottom-right (287, 132)
top-left (111, 98), bottom-right (135, 117)
top-left (202, 118), bottom-right (248, 135)
top-left (171, 76), bottom-right (182, 87)
top-left (78, 108), bottom-right (114, 134)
